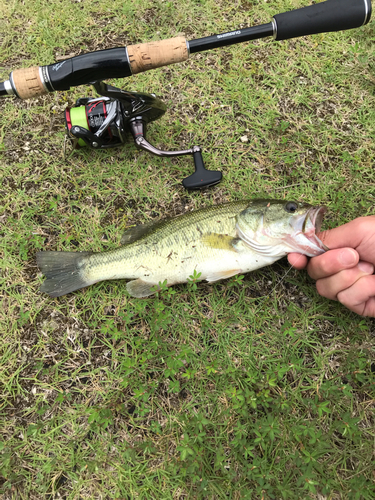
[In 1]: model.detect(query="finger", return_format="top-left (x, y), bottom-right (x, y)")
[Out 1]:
top-left (315, 261), bottom-right (374, 301)
top-left (287, 253), bottom-right (308, 270)
top-left (307, 248), bottom-right (359, 280)
top-left (317, 216), bottom-right (375, 250)
top-left (337, 274), bottom-right (375, 317)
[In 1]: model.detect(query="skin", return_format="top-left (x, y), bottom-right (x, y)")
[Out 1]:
top-left (288, 216), bottom-right (375, 317)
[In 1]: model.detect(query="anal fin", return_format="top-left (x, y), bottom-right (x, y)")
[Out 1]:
top-left (126, 278), bottom-right (160, 298)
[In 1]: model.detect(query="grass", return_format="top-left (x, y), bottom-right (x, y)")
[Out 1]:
top-left (0, 0), bottom-right (375, 498)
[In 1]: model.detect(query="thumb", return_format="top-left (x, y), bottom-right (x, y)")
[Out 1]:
top-left (317, 218), bottom-right (366, 250)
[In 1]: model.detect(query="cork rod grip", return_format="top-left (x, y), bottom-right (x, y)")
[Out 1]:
top-left (11, 67), bottom-right (47, 99)
top-left (127, 36), bottom-right (189, 74)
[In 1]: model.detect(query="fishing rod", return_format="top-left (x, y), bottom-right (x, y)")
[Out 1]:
top-left (0, 0), bottom-right (371, 189)
top-left (0, 0), bottom-right (371, 99)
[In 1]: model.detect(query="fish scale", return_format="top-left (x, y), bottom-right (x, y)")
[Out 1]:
top-left (80, 201), bottom-right (248, 286)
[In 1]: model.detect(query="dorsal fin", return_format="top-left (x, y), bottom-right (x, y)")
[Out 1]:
top-left (120, 221), bottom-right (157, 245)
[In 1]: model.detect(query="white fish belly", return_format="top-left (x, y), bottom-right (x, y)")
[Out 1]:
top-left (121, 241), bottom-right (282, 286)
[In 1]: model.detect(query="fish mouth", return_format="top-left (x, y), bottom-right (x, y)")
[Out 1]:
top-left (290, 206), bottom-right (329, 257)
top-left (305, 206), bottom-right (326, 233)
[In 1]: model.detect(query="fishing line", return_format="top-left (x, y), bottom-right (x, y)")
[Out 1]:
top-left (249, 254), bottom-right (307, 312)
top-left (269, 253), bottom-right (307, 296)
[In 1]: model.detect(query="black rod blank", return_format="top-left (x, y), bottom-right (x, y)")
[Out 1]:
top-left (188, 23), bottom-right (274, 54)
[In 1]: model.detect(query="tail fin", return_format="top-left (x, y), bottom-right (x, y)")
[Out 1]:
top-left (36, 251), bottom-right (93, 297)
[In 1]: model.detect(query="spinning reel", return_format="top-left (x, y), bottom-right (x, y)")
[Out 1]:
top-left (64, 81), bottom-right (222, 190)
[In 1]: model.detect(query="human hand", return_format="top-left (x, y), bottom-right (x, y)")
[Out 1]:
top-left (288, 216), bottom-right (375, 317)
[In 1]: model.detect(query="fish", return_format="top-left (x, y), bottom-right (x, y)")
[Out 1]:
top-left (36, 199), bottom-right (328, 298)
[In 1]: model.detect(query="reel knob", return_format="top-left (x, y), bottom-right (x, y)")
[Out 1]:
top-left (182, 148), bottom-right (222, 189)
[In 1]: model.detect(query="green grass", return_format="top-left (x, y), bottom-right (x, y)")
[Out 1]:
top-left (0, 0), bottom-right (375, 498)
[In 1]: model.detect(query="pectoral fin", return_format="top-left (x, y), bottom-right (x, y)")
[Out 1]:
top-left (126, 278), bottom-right (160, 298)
top-left (201, 233), bottom-right (239, 252)
top-left (206, 269), bottom-right (241, 282)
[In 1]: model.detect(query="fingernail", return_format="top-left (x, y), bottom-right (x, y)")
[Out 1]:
top-left (358, 261), bottom-right (374, 274)
top-left (339, 249), bottom-right (357, 267)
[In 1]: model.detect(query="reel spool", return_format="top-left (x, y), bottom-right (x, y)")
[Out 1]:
top-left (65, 81), bottom-right (222, 190)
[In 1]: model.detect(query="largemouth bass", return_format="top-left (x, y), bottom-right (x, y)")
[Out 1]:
top-left (36, 199), bottom-right (327, 298)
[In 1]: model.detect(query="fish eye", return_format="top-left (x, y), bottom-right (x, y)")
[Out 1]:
top-left (285, 201), bottom-right (298, 213)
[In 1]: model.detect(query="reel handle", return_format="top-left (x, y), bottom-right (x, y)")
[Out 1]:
top-left (274, 0), bottom-right (371, 40)
top-left (129, 120), bottom-right (222, 189)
